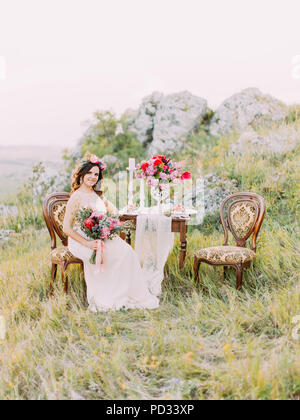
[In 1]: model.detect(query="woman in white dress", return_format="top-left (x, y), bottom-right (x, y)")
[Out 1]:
top-left (63, 154), bottom-right (159, 312)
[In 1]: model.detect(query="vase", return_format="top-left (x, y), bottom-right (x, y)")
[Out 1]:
top-left (150, 184), bottom-right (170, 214)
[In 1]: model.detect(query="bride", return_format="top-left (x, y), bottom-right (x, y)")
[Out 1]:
top-left (63, 154), bottom-right (159, 312)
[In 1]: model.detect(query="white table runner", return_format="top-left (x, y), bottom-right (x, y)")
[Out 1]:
top-left (135, 214), bottom-right (175, 297)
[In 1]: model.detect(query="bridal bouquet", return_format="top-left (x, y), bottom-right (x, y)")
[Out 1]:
top-left (76, 208), bottom-right (132, 265)
top-left (135, 155), bottom-right (191, 191)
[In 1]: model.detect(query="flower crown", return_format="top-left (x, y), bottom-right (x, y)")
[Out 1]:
top-left (79, 154), bottom-right (107, 171)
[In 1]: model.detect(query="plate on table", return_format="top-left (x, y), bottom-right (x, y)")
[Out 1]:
top-left (171, 208), bottom-right (197, 216)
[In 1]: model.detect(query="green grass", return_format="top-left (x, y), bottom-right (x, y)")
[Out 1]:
top-left (0, 115), bottom-right (300, 400)
top-left (0, 228), bottom-right (299, 400)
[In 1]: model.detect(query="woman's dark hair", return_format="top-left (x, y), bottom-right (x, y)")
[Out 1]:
top-left (71, 161), bottom-right (103, 195)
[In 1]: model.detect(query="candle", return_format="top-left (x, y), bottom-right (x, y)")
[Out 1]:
top-left (139, 178), bottom-right (145, 211)
top-left (127, 158), bottom-right (135, 207)
top-left (129, 158), bottom-right (135, 170)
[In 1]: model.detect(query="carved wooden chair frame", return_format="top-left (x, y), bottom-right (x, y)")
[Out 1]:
top-left (194, 192), bottom-right (266, 290)
top-left (43, 192), bottom-right (85, 296)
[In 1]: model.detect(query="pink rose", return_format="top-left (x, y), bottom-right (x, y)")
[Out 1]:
top-left (154, 159), bottom-right (163, 167)
top-left (170, 171), bottom-right (178, 180)
top-left (141, 162), bottom-right (149, 171)
top-left (159, 172), bottom-right (168, 180)
top-left (100, 226), bottom-right (110, 239)
top-left (151, 178), bottom-right (159, 187)
top-left (172, 178), bottom-right (180, 184)
top-left (84, 219), bottom-right (94, 230)
top-left (90, 154), bottom-right (100, 164)
top-left (91, 211), bottom-right (102, 218)
top-left (135, 171), bottom-right (143, 179)
top-left (181, 171), bottom-right (191, 180)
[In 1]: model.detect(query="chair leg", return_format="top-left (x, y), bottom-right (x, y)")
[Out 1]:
top-left (223, 266), bottom-right (228, 281)
top-left (194, 257), bottom-right (201, 285)
top-left (235, 264), bottom-right (243, 290)
top-left (61, 267), bottom-right (69, 294)
top-left (50, 263), bottom-right (57, 296)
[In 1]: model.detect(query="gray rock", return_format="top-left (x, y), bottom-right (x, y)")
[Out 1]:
top-left (184, 174), bottom-right (239, 224)
top-left (0, 204), bottom-right (17, 217)
top-left (126, 92), bottom-right (163, 145)
top-left (209, 88), bottom-right (288, 137)
top-left (0, 230), bottom-right (15, 240)
top-left (230, 125), bottom-right (300, 155)
top-left (149, 91), bottom-right (208, 155)
top-left (125, 91), bottom-right (207, 154)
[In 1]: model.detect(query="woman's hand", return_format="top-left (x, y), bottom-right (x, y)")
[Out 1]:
top-left (85, 240), bottom-right (99, 250)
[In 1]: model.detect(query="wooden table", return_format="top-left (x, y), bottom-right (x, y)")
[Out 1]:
top-left (118, 214), bottom-right (190, 269)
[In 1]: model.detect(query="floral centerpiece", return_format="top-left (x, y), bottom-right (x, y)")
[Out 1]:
top-left (135, 155), bottom-right (191, 212)
top-left (76, 208), bottom-right (133, 266)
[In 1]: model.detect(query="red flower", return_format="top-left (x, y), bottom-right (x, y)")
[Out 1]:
top-left (154, 159), bottom-right (163, 166)
top-left (141, 162), bottom-right (149, 171)
top-left (84, 219), bottom-right (95, 230)
top-left (181, 171), bottom-right (192, 180)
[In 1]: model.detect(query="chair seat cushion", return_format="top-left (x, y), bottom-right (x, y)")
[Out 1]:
top-left (195, 246), bottom-right (256, 265)
top-left (50, 246), bottom-right (81, 264)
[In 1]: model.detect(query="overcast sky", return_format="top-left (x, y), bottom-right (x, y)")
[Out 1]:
top-left (0, 0), bottom-right (299, 148)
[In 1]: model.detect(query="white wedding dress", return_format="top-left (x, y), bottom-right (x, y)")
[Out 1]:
top-left (68, 192), bottom-right (160, 312)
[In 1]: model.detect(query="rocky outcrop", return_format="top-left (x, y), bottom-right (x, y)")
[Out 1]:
top-left (124, 92), bottom-right (163, 145)
top-left (183, 174), bottom-right (239, 224)
top-left (209, 88), bottom-right (288, 137)
top-left (125, 91), bottom-right (208, 155)
top-left (229, 125), bottom-right (300, 155)
top-left (0, 204), bottom-right (17, 217)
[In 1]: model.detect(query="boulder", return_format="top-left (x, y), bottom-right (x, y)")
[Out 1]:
top-left (230, 125), bottom-right (300, 155)
top-left (209, 88), bottom-right (288, 137)
top-left (149, 91), bottom-right (208, 155)
top-left (125, 92), bottom-right (163, 145)
top-left (125, 91), bottom-right (208, 155)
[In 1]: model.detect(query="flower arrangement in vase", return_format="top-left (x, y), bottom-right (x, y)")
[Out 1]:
top-left (135, 155), bottom-right (191, 213)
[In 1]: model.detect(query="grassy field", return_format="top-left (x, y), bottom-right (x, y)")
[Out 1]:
top-left (0, 115), bottom-right (299, 400)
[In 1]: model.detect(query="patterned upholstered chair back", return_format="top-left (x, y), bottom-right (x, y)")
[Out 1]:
top-left (43, 192), bottom-right (70, 249)
top-left (220, 193), bottom-right (266, 251)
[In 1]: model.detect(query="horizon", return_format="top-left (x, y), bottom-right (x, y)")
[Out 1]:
top-left (0, 0), bottom-right (299, 148)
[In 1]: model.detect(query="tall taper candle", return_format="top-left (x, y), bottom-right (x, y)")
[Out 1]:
top-left (129, 158), bottom-right (135, 170)
top-left (139, 178), bottom-right (145, 211)
top-left (127, 158), bottom-right (135, 207)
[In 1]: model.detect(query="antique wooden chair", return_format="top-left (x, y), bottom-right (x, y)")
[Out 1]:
top-left (43, 192), bottom-right (85, 295)
top-left (194, 192), bottom-right (266, 290)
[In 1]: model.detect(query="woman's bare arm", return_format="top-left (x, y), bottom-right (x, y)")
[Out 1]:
top-left (102, 195), bottom-right (119, 216)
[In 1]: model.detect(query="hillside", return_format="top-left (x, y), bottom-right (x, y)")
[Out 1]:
top-left (0, 145), bottom-right (64, 197)
top-left (0, 91), bottom-right (299, 400)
